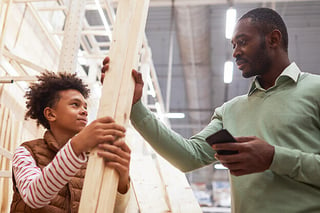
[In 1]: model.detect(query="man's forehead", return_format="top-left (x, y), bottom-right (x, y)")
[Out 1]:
top-left (233, 18), bottom-right (258, 38)
top-left (236, 18), bottom-right (254, 29)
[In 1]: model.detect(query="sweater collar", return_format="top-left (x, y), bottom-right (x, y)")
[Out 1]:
top-left (248, 62), bottom-right (301, 96)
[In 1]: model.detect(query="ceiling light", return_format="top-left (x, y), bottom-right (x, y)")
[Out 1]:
top-left (214, 163), bottom-right (228, 170)
top-left (165, 113), bottom-right (185, 119)
top-left (225, 7), bottom-right (237, 39)
top-left (224, 61), bottom-right (233, 84)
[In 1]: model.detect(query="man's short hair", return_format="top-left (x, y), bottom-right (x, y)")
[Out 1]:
top-left (240, 8), bottom-right (288, 52)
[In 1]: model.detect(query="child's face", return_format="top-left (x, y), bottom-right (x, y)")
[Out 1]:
top-left (50, 89), bottom-right (88, 136)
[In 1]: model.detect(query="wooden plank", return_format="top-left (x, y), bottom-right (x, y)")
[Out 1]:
top-left (130, 155), bottom-right (170, 212)
top-left (0, 147), bottom-right (13, 160)
top-left (2, 49), bottom-right (50, 73)
top-left (0, 76), bottom-right (37, 82)
top-left (0, 107), bottom-right (11, 213)
top-left (0, 106), bottom-right (6, 210)
top-left (0, 106), bottom-right (4, 144)
top-left (0, 107), bottom-right (9, 166)
top-left (79, 0), bottom-right (134, 210)
top-left (0, 170), bottom-right (11, 178)
top-left (79, 0), bottom-right (150, 212)
top-left (126, 127), bottom-right (200, 212)
top-left (97, 0), bottom-right (150, 210)
top-left (0, 0), bottom-right (12, 61)
top-left (156, 156), bottom-right (202, 213)
top-left (26, 3), bottom-right (60, 54)
top-left (3, 117), bottom-right (22, 212)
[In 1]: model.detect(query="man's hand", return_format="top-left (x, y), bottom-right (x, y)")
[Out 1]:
top-left (101, 56), bottom-right (144, 105)
top-left (212, 136), bottom-right (275, 176)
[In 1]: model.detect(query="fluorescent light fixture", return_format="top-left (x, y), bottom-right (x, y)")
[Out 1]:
top-left (214, 163), bottom-right (228, 170)
top-left (225, 7), bottom-right (237, 39)
top-left (165, 113), bottom-right (185, 119)
top-left (224, 61), bottom-right (234, 84)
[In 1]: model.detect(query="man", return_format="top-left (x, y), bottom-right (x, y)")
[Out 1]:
top-left (11, 72), bottom-right (131, 212)
top-left (103, 7), bottom-right (320, 213)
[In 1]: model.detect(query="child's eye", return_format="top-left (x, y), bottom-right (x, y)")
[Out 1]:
top-left (71, 103), bottom-right (79, 107)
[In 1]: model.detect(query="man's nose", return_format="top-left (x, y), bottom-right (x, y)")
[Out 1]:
top-left (232, 47), bottom-right (241, 58)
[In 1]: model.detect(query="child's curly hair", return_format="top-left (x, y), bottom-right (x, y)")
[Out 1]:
top-left (25, 72), bottom-right (90, 129)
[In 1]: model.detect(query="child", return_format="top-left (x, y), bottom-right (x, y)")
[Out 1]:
top-left (10, 72), bottom-right (131, 212)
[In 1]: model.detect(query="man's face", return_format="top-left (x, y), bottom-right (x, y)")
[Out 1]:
top-left (50, 89), bottom-right (88, 136)
top-left (231, 18), bottom-right (272, 78)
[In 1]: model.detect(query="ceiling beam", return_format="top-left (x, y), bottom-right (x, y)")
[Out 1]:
top-left (8, 0), bottom-right (320, 7)
top-left (11, 0), bottom-right (56, 2)
top-left (2, 49), bottom-right (50, 73)
top-left (111, 0), bottom-right (320, 7)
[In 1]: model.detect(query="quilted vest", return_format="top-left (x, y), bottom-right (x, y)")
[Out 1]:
top-left (10, 131), bottom-right (87, 213)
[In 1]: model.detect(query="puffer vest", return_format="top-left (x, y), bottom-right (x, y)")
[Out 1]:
top-left (10, 131), bottom-right (87, 213)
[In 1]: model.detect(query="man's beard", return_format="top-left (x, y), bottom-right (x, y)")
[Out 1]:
top-left (242, 40), bottom-right (272, 78)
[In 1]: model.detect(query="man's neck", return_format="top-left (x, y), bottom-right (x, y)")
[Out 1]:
top-left (258, 59), bottom-right (290, 90)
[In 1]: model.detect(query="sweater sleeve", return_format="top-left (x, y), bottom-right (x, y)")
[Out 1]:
top-left (12, 141), bottom-right (87, 208)
top-left (269, 145), bottom-right (320, 188)
top-left (130, 100), bottom-right (217, 172)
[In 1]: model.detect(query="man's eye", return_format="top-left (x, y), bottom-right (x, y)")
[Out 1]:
top-left (238, 39), bottom-right (246, 46)
top-left (71, 103), bottom-right (79, 107)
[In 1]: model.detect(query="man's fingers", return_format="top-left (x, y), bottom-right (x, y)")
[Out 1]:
top-left (235, 136), bottom-right (256, 143)
top-left (101, 64), bottom-right (109, 73)
top-left (102, 56), bottom-right (110, 65)
top-left (132, 69), bottom-right (143, 84)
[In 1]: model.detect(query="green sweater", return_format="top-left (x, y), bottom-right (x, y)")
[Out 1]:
top-left (130, 63), bottom-right (320, 213)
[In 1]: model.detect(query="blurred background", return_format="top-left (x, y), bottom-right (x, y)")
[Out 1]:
top-left (1, 0), bottom-right (320, 212)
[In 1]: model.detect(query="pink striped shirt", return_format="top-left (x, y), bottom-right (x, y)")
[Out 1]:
top-left (12, 140), bottom-right (87, 208)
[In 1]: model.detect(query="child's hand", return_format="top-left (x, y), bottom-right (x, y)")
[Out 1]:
top-left (97, 139), bottom-right (131, 194)
top-left (71, 116), bottom-right (126, 156)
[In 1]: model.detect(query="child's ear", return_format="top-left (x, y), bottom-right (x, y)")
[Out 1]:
top-left (44, 107), bottom-right (56, 122)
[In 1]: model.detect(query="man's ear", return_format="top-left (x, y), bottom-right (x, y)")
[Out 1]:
top-left (44, 107), bottom-right (56, 122)
top-left (268, 29), bottom-right (282, 48)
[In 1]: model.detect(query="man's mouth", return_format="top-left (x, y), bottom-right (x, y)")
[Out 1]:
top-left (236, 59), bottom-right (248, 70)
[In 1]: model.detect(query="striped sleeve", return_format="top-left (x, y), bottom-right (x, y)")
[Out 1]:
top-left (12, 140), bottom-right (87, 209)
top-left (114, 186), bottom-right (131, 213)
